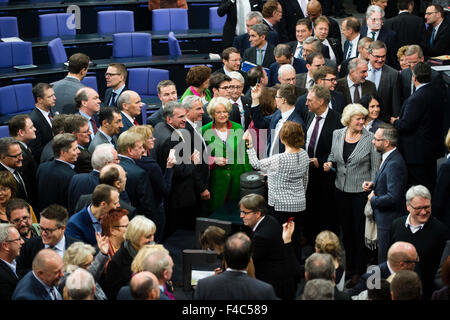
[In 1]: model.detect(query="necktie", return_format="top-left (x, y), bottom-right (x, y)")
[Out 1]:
top-left (353, 84), bottom-right (360, 103)
top-left (430, 28), bottom-right (436, 48)
top-left (48, 112), bottom-right (53, 122)
top-left (371, 31), bottom-right (376, 40)
top-left (257, 49), bottom-right (263, 65)
top-left (133, 119), bottom-right (139, 126)
top-left (109, 92), bottom-right (117, 106)
top-left (307, 78), bottom-right (314, 89)
top-left (90, 118), bottom-right (98, 134)
top-left (50, 287), bottom-right (61, 300)
top-left (13, 170), bottom-right (28, 199)
top-left (307, 116), bottom-right (322, 158)
top-left (346, 41), bottom-right (353, 60)
top-left (297, 45), bottom-right (303, 59)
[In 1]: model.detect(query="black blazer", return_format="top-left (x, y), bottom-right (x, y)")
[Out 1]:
top-left (0, 163), bottom-right (29, 203)
top-left (384, 12), bottom-right (427, 49)
top-left (295, 91), bottom-right (345, 124)
top-left (217, 0), bottom-right (263, 48)
top-left (243, 43), bottom-right (276, 69)
top-left (74, 146), bottom-right (92, 174)
top-left (335, 78), bottom-right (377, 105)
top-left (399, 68), bottom-right (445, 104)
top-left (102, 242), bottom-right (134, 300)
top-left (376, 64), bottom-right (402, 121)
top-left (16, 235), bottom-right (78, 278)
top-left (0, 259), bottom-right (19, 300)
top-left (433, 157), bottom-right (450, 230)
top-left (18, 142), bottom-right (37, 206)
top-left (146, 107), bottom-right (164, 128)
top-left (232, 31), bottom-right (279, 57)
top-left (425, 19), bottom-right (450, 58)
top-left (278, 0), bottom-right (305, 43)
top-left (268, 57), bottom-right (307, 86)
top-left (28, 107), bottom-right (53, 163)
top-left (74, 193), bottom-right (136, 218)
top-left (103, 85), bottom-right (128, 108)
top-left (322, 37), bottom-right (344, 66)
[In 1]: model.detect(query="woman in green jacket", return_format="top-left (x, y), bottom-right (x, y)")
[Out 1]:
top-left (180, 65), bottom-right (212, 104)
top-left (201, 97), bottom-right (252, 212)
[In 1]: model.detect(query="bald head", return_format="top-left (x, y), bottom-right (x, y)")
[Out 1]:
top-left (32, 249), bottom-right (64, 287)
top-left (99, 163), bottom-right (127, 193)
top-left (307, 0), bottom-right (322, 21)
top-left (117, 90), bottom-right (142, 118)
top-left (387, 242), bottom-right (418, 272)
top-left (130, 271), bottom-right (160, 300)
top-left (142, 250), bottom-right (173, 283)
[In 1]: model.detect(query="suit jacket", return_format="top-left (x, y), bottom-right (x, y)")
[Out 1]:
top-left (376, 64), bottom-right (402, 120)
top-left (103, 85), bottom-right (128, 108)
top-left (335, 77), bottom-right (377, 105)
top-left (232, 31), bottom-right (279, 57)
top-left (217, 0), bottom-right (263, 48)
top-left (0, 163), bottom-right (29, 203)
top-left (295, 91), bottom-right (346, 123)
top-left (16, 235), bottom-right (78, 278)
top-left (0, 259), bottom-right (19, 300)
top-left (36, 159), bottom-right (76, 212)
top-left (348, 261), bottom-right (392, 296)
top-left (433, 157), bottom-right (450, 230)
top-left (343, 37), bottom-right (360, 62)
top-left (74, 146), bottom-right (92, 174)
top-left (425, 19), bottom-right (450, 57)
top-left (65, 206), bottom-right (98, 247)
top-left (119, 112), bottom-right (135, 136)
top-left (249, 105), bottom-right (306, 156)
top-left (268, 57), bottom-right (307, 86)
top-left (103, 241), bottom-right (134, 300)
top-left (88, 130), bottom-right (117, 154)
top-left (278, 0), bottom-right (305, 43)
top-left (28, 107), bottom-right (53, 163)
top-left (12, 271), bottom-right (54, 300)
top-left (194, 270), bottom-right (278, 300)
top-left (229, 96), bottom-right (252, 130)
top-left (184, 121), bottom-right (209, 195)
top-left (370, 149), bottom-right (408, 229)
top-left (359, 25), bottom-right (398, 69)
top-left (394, 83), bottom-right (446, 164)
top-left (243, 43), bottom-right (276, 69)
top-left (146, 107), bottom-right (164, 128)
top-left (322, 37), bottom-right (344, 66)
top-left (384, 12), bottom-right (427, 50)
top-left (399, 68), bottom-right (445, 104)
top-left (328, 127), bottom-right (380, 193)
top-left (18, 142), bottom-right (37, 205)
top-left (116, 285), bottom-right (171, 300)
top-left (39, 139), bottom-right (54, 163)
top-left (295, 72), bottom-right (308, 90)
top-left (119, 156), bottom-right (157, 221)
top-left (75, 194), bottom-right (136, 219)
top-left (214, 67), bottom-right (250, 93)
top-left (67, 170), bottom-right (99, 215)
top-left (52, 76), bottom-right (84, 115)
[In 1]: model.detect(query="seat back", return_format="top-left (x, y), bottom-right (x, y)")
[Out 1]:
top-left (0, 42), bottom-right (33, 68)
top-left (152, 8), bottom-right (188, 31)
top-left (48, 37), bottom-right (68, 64)
top-left (195, 217), bottom-right (233, 249)
top-left (209, 7), bottom-right (226, 30)
top-left (0, 17), bottom-right (19, 38)
top-left (127, 67), bottom-right (169, 99)
top-left (170, 9), bottom-right (189, 31)
top-left (0, 125), bottom-right (9, 138)
top-left (81, 75), bottom-right (98, 92)
top-left (112, 32), bottom-right (152, 58)
top-left (151, 9), bottom-right (171, 31)
top-left (0, 83), bottom-right (35, 115)
top-left (168, 32), bottom-right (181, 58)
top-left (39, 13), bottom-right (76, 38)
top-left (97, 10), bottom-right (134, 35)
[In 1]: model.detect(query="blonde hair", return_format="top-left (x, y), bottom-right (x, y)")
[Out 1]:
top-left (131, 244), bottom-right (168, 274)
top-left (117, 131), bottom-right (143, 155)
top-left (63, 242), bottom-right (96, 272)
top-left (206, 97), bottom-right (232, 119)
top-left (124, 215), bottom-right (156, 248)
top-left (315, 231), bottom-right (341, 260)
top-left (397, 45), bottom-right (409, 60)
top-left (445, 128), bottom-right (450, 151)
top-left (128, 125), bottom-right (154, 149)
top-left (341, 103), bottom-right (368, 127)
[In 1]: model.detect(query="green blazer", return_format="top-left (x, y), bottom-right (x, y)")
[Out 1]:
top-left (180, 87), bottom-right (212, 103)
top-left (201, 121), bottom-right (252, 212)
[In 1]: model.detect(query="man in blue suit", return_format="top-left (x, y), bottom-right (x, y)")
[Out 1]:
top-left (268, 43), bottom-right (307, 86)
top-left (363, 124), bottom-right (408, 263)
top-left (250, 83), bottom-right (305, 156)
top-left (66, 184), bottom-right (120, 247)
top-left (117, 90), bottom-right (143, 136)
top-left (146, 80), bottom-right (178, 127)
top-left (13, 249), bottom-right (63, 300)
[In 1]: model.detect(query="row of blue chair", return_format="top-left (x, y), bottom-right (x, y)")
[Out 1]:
top-left (0, 8), bottom-right (226, 39)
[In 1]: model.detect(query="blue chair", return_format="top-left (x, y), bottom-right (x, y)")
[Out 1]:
top-left (168, 32), bottom-right (181, 58)
top-left (152, 8), bottom-right (188, 31)
top-left (39, 13), bottom-right (76, 38)
top-left (209, 7), bottom-right (226, 30)
top-left (0, 125), bottom-right (9, 138)
top-left (112, 33), bottom-right (152, 58)
top-left (0, 17), bottom-right (19, 38)
top-left (0, 42), bottom-right (33, 68)
top-left (48, 37), bottom-right (68, 65)
top-left (81, 75), bottom-right (98, 92)
top-left (0, 84), bottom-right (35, 121)
top-left (97, 10), bottom-right (134, 36)
top-left (127, 67), bottom-right (169, 101)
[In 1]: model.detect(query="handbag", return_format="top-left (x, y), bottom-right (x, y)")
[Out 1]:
top-left (364, 200), bottom-right (377, 250)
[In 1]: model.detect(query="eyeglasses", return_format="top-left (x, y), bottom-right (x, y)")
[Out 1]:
top-left (229, 85), bottom-right (244, 90)
top-left (6, 152), bottom-right (22, 158)
top-left (39, 226), bottom-right (62, 234)
top-left (371, 53), bottom-right (386, 59)
top-left (5, 237), bottom-right (22, 243)
top-left (11, 216), bottom-right (31, 224)
top-left (0, 186), bottom-right (11, 193)
top-left (219, 86), bottom-right (231, 90)
top-left (240, 210), bottom-right (256, 215)
top-left (321, 78), bottom-right (337, 82)
top-left (407, 202), bottom-right (431, 211)
top-left (105, 73), bottom-right (121, 77)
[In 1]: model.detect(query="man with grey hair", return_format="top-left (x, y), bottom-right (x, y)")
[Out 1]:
top-left (362, 124), bottom-right (407, 263)
top-left (335, 57), bottom-right (376, 105)
top-left (129, 271), bottom-right (160, 300)
top-left (228, 71), bottom-right (252, 130)
top-left (302, 279), bottom-right (334, 300)
top-left (301, 36), bottom-right (337, 72)
top-left (117, 90), bottom-right (143, 135)
top-left (146, 80), bottom-right (178, 127)
top-left (390, 270), bottom-right (422, 300)
top-left (0, 224), bottom-right (24, 300)
top-left (390, 185), bottom-right (450, 299)
top-left (268, 43), bottom-right (307, 86)
top-left (243, 24), bottom-right (275, 68)
top-left (65, 268), bottom-right (95, 300)
top-left (75, 86), bottom-right (101, 141)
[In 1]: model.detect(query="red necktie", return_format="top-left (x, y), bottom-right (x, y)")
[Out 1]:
top-left (133, 119), bottom-right (139, 126)
top-left (90, 118), bottom-right (98, 134)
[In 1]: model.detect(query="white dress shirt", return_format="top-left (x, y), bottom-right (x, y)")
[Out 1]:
top-left (367, 62), bottom-right (382, 90)
top-left (269, 108), bottom-right (295, 156)
top-left (306, 107), bottom-right (329, 155)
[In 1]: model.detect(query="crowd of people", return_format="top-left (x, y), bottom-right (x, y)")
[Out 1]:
top-left (0, 0), bottom-right (449, 301)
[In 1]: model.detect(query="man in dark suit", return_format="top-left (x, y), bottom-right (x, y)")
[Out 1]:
top-left (250, 83), bottom-right (306, 157)
top-left (0, 224), bottom-right (23, 300)
top-left (194, 232), bottom-right (278, 300)
top-left (75, 87), bottom-right (101, 142)
top-left (8, 115), bottom-right (37, 207)
top-left (16, 204), bottom-right (77, 278)
top-left (217, 0), bottom-right (263, 49)
top-left (228, 71), bottom-right (253, 130)
top-left (296, 52), bottom-right (326, 91)
top-left (302, 85), bottom-right (343, 243)
top-left (117, 131), bottom-right (157, 223)
top-left (339, 37), bottom-right (373, 78)
top-left (341, 17), bottom-right (361, 62)
top-left (276, 65), bottom-right (308, 99)
top-left (52, 53), bottom-right (89, 115)
top-left (243, 24), bottom-right (275, 69)
top-left (129, 271), bottom-right (161, 300)
top-left (391, 62), bottom-right (446, 192)
top-left (424, 4), bottom-right (450, 58)
top-left (66, 184), bottom-right (119, 246)
top-left (36, 133), bottom-right (79, 212)
top-left (363, 124), bottom-right (408, 263)
top-left (261, 1), bottom-right (283, 35)
top-left (65, 114), bottom-right (93, 174)
top-left (384, 0), bottom-right (427, 50)
top-left (366, 40), bottom-right (401, 121)
top-left (314, 16), bottom-right (343, 66)
top-left (88, 107), bottom-right (123, 154)
top-left (117, 90), bottom-right (143, 136)
top-left (146, 80), bottom-right (178, 127)
top-left (433, 133), bottom-right (450, 230)
top-left (13, 249), bottom-right (63, 300)
top-left (0, 138), bottom-right (30, 203)
top-left (29, 83), bottom-right (56, 163)
top-left (288, 18), bottom-right (313, 61)
top-left (39, 114), bottom-right (68, 164)
top-left (335, 58), bottom-right (377, 105)
top-left (306, 0), bottom-right (342, 43)
top-left (360, 5), bottom-right (398, 69)
top-left (103, 63), bottom-right (128, 107)
top-left (268, 43), bottom-right (307, 86)
top-left (215, 47), bottom-right (249, 93)
top-left (278, 0), bottom-right (307, 43)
